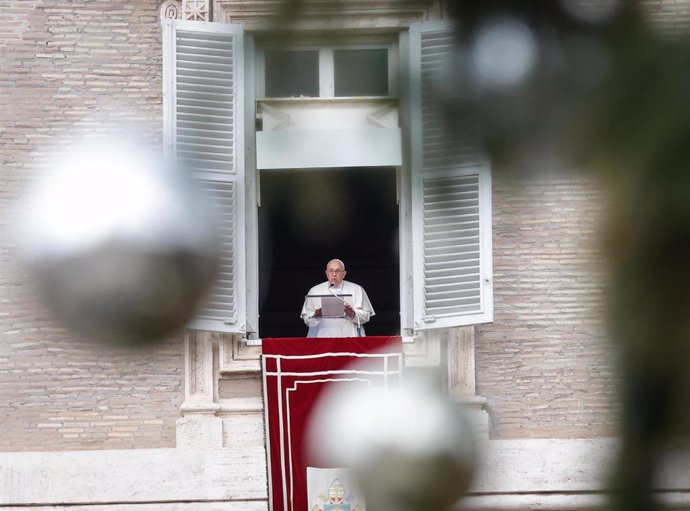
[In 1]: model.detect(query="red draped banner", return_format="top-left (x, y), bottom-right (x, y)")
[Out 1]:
top-left (262, 336), bottom-right (403, 511)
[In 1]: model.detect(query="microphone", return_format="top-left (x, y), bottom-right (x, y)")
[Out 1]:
top-left (328, 283), bottom-right (348, 311)
top-left (328, 283), bottom-right (343, 302)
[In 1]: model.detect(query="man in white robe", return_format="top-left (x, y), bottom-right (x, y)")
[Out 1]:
top-left (300, 259), bottom-right (375, 338)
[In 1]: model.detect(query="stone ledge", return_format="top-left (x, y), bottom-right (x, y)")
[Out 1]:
top-left (0, 447), bottom-right (267, 506)
top-left (459, 492), bottom-right (690, 511)
top-left (3, 439), bottom-right (690, 510)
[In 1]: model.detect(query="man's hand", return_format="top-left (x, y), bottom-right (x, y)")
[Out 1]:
top-left (313, 308), bottom-right (322, 318)
top-left (344, 304), bottom-right (355, 319)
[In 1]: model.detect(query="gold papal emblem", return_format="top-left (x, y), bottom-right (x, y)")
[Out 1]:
top-left (313, 478), bottom-right (364, 511)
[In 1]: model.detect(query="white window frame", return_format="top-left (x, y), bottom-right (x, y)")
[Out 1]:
top-left (164, 20), bottom-right (493, 339)
top-left (255, 38), bottom-right (399, 99)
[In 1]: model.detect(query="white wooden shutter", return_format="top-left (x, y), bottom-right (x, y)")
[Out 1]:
top-left (163, 19), bottom-right (247, 333)
top-left (408, 22), bottom-right (493, 331)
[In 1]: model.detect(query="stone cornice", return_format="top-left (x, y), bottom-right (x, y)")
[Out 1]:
top-left (214, 0), bottom-right (439, 30)
top-left (161, 0), bottom-right (441, 27)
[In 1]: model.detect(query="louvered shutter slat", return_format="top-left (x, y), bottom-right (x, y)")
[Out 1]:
top-left (410, 22), bottom-right (493, 330)
top-left (423, 174), bottom-right (482, 319)
top-left (196, 181), bottom-right (236, 323)
top-left (164, 20), bottom-right (246, 333)
top-left (175, 27), bottom-right (236, 180)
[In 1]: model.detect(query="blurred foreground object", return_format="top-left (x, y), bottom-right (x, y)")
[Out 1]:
top-left (442, 1), bottom-right (690, 510)
top-left (443, 0), bottom-right (689, 175)
top-left (18, 137), bottom-right (219, 345)
top-left (307, 374), bottom-right (478, 511)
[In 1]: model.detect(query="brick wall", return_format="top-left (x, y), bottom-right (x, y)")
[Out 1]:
top-left (0, 0), bottom-right (183, 452)
top-left (0, 326), bottom-right (184, 451)
top-left (0, 0), bottom-right (686, 451)
top-left (473, 0), bottom-right (689, 439)
top-left (478, 173), bottom-right (619, 439)
top-left (642, 0), bottom-right (690, 37)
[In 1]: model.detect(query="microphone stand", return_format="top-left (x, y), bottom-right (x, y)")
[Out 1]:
top-left (329, 283), bottom-right (362, 336)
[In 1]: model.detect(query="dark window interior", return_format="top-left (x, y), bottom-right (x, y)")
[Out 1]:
top-left (259, 167), bottom-right (400, 338)
top-left (264, 50), bottom-right (319, 97)
top-left (334, 48), bottom-right (389, 97)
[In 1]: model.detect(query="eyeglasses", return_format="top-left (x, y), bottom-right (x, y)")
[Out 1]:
top-left (326, 269), bottom-right (344, 274)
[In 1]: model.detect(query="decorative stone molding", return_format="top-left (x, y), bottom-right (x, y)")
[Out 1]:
top-left (214, 0), bottom-right (439, 30)
top-left (160, 0), bottom-right (182, 20)
top-left (177, 330), bottom-right (262, 447)
top-left (160, 0), bottom-right (211, 21)
top-left (157, 0), bottom-right (446, 32)
top-left (181, 331), bottom-right (261, 409)
top-left (183, 0), bottom-right (211, 21)
top-left (180, 330), bottom-right (219, 413)
top-left (219, 331), bottom-right (262, 375)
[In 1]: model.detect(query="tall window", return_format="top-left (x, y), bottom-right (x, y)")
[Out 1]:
top-left (163, 20), bottom-right (494, 337)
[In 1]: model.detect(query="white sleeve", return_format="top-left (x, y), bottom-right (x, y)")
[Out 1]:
top-left (301, 287), bottom-right (320, 326)
top-left (351, 285), bottom-right (374, 325)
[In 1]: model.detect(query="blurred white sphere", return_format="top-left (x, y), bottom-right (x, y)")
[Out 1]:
top-left (307, 375), bottom-right (478, 511)
top-left (471, 16), bottom-right (538, 91)
top-left (18, 137), bottom-right (219, 344)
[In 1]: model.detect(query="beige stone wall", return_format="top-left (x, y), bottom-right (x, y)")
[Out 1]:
top-left (0, 332), bottom-right (184, 451)
top-left (471, 0), bottom-right (690, 439)
top-left (643, 0), bottom-right (690, 36)
top-left (0, 0), bottom-right (183, 452)
top-left (1, 0), bottom-right (687, 453)
top-left (477, 173), bottom-right (618, 439)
